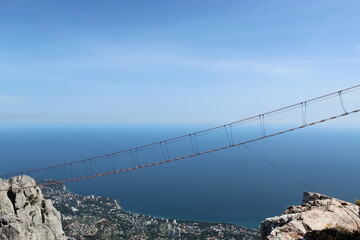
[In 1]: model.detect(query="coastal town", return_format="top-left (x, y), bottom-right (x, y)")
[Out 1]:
top-left (41, 181), bottom-right (260, 240)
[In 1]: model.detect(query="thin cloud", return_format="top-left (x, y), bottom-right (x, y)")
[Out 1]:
top-left (0, 95), bottom-right (30, 103)
top-left (214, 59), bottom-right (314, 77)
top-left (356, 43), bottom-right (360, 51)
top-left (37, 44), bottom-right (213, 71)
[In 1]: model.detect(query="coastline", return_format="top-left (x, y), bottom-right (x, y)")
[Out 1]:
top-left (41, 179), bottom-right (261, 239)
top-left (65, 181), bottom-right (259, 230)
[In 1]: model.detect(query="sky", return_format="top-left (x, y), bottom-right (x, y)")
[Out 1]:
top-left (1, 0), bottom-right (360, 125)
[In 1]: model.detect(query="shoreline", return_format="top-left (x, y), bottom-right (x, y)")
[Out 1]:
top-left (40, 179), bottom-right (261, 239)
top-left (64, 181), bottom-right (259, 230)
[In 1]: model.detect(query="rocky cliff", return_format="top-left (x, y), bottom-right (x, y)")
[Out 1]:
top-left (260, 192), bottom-right (360, 240)
top-left (0, 175), bottom-right (66, 240)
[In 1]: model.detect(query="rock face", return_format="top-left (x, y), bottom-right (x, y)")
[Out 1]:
top-left (260, 192), bottom-right (360, 240)
top-left (0, 175), bottom-right (66, 240)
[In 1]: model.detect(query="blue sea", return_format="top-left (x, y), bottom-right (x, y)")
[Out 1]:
top-left (1, 122), bottom-right (359, 229)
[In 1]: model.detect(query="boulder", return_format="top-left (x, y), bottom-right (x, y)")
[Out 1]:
top-left (260, 192), bottom-right (360, 240)
top-left (0, 175), bottom-right (66, 240)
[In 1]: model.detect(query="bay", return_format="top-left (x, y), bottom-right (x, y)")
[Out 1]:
top-left (0, 123), bottom-right (359, 229)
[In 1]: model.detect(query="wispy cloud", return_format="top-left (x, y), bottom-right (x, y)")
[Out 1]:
top-left (0, 95), bottom-right (30, 103)
top-left (214, 59), bottom-right (315, 78)
top-left (36, 44), bottom-right (213, 72)
top-left (2, 41), bottom-right (360, 89)
top-left (356, 43), bottom-right (360, 51)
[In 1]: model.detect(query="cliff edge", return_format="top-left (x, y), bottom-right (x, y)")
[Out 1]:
top-left (0, 175), bottom-right (66, 240)
top-left (260, 192), bottom-right (360, 240)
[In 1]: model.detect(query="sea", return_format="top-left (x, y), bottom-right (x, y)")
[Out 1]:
top-left (1, 121), bottom-right (359, 229)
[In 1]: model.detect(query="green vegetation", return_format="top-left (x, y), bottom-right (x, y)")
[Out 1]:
top-left (355, 199), bottom-right (360, 207)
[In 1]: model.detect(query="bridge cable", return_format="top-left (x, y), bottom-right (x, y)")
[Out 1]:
top-left (163, 143), bottom-right (170, 161)
top-left (259, 114), bottom-right (266, 137)
top-left (238, 146), bottom-right (251, 177)
top-left (224, 125), bottom-right (233, 146)
top-left (1, 109), bottom-right (358, 192)
top-left (301, 102), bottom-right (307, 126)
top-left (135, 148), bottom-right (140, 166)
top-left (194, 134), bottom-right (200, 154)
top-left (242, 144), bottom-right (316, 192)
top-left (90, 160), bottom-right (94, 175)
top-left (160, 142), bottom-right (167, 161)
top-left (338, 91), bottom-right (348, 114)
top-left (189, 134), bottom-right (196, 155)
top-left (1, 85), bottom-right (359, 179)
top-left (130, 150), bottom-right (136, 167)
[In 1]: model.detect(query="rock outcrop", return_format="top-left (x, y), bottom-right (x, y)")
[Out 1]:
top-left (0, 175), bottom-right (66, 240)
top-left (260, 192), bottom-right (360, 240)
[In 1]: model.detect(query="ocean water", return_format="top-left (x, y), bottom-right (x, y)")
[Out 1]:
top-left (1, 123), bottom-right (359, 229)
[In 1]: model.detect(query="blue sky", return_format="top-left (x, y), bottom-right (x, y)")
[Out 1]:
top-left (1, 1), bottom-right (360, 125)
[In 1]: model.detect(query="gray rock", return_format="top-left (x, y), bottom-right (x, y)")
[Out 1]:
top-left (0, 175), bottom-right (66, 240)
top-left (260, 192), bottom-right (360, 240)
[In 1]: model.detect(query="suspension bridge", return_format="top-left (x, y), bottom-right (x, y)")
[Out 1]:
top-left (1, 85), bottom-right (359, 191)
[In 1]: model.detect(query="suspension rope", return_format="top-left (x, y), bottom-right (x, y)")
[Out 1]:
top-left (224, 125), bottom-right (233, 146)
top-left (52, 168), bottom-right (56, 181)
top-left (134, 148), bottom-right (140, 166)
top-left (130, 150), bottom-right (136, 167)
top-left (259, 114), bottom-right (266, 137)
top-left (107, 155), bottom-right (112, 171)
top-left (189, 134), bottom-right (196, 154)
top-left (84, 160), bottom-right (89, 176)
top-left (2, 109), bottom-right (358, 192)
top-left (164, 143), bottom-right (170, 160)
top-left (111, 155), bottom-right (115, 171)
top-left (90, 159), bottom-right (94, 175)
top-left (301, 102), bottom-right (307, 126)
top-left (238, 146), bottom-right (251, 177)
top-left (194, 134), bottom-right (200, 154)
top-left (338, 91), bottom-right (348, 114)
top-left (242, 144), bottom-right (316, 191)
top-left (1, 85), bottom-right (358, 179)
top-left (63, 165), bottom-right (69, 180)
top-left (46, 169), bottom-right (50, 180)
top-left (160, 142), bottom-right (167, 161)
top-left (70, 163), bottom-right (74, 179)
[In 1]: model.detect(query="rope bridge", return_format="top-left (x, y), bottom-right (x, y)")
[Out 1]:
top-left (1, 85), bottom-right (359, 191)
